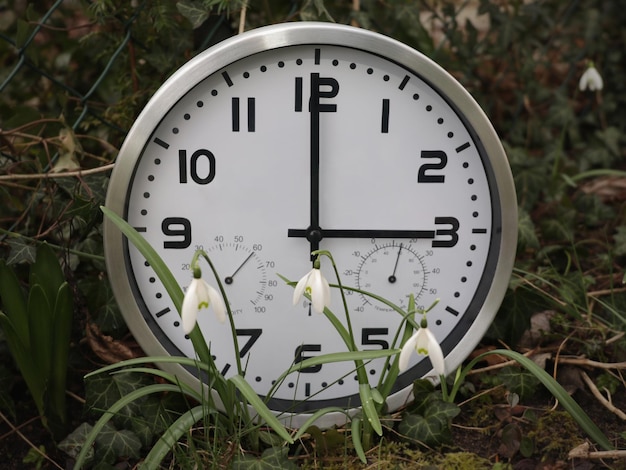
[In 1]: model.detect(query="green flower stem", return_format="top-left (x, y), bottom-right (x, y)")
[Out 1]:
top-left (313, 250), bottom-right (382, 445)
top-left (194, 250), bottom-right (244, 376)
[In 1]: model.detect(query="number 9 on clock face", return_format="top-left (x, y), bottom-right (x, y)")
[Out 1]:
top-left (104, 23), bottom-right (517, 427)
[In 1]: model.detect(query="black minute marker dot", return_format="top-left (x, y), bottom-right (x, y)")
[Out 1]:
top-left (436, 319), bottom-right (442, 326)
top-left (461, 277), bottom-right (467, 282)
top-left (471, 195), bottom-right (477, 201)
top-left (196, 100), bottom-right (203, 107)
top-left (296, 58), bottom-right (302, 65)
top-left (156, 292), bottom-right (162, 299)
top-left (367, 67), bottom-right (373, 74)
top-left (143, 192), bottom-right (150, 198)
top-left (426, 105), bottom-right (432, 111)
top-left (447, 132), bottom-right (454, 138)
top-left (350, 63), bottom-right (356, 69)
top-left (211, 90), bottom-right (218, 96)
top-left (332, 59), bottom-right (339, 66)
top-left (470, 245), bottom-right (476, 250)
top-left (260, 65), bottom-right (267, 72)
top-left (148, 175), bottom-right (154, 181)
top-left (154, 158), bottom-right (161, 165)
top-left (463, 162), bottom-right (469, 168)
top-left (466, 261), bottom-right (473, 267)
top-left (437, 118), bottom-right (444, 124)
top-left (473, 212), bottom-right (479, 217)
top-left (468, 178), bottom-right (474, 184)
top-left (141, 210), bottom-right (147, 216)
top-left (174, 321), bottom-right (179, 327)
top-left (383, 74), bottom-right (390, 81)
top-left (454, 292), bottom-right (460, 298)
top-left (413, 93), bottom-right (419, 100)
top-left (184, 113), bottom-right (190, 120)
top-left (243, 72), bottom-right (250, 78)
top-left (172, 128), bottom-right (179, 134)
top-left (278, 61), bottom-right (284, 68)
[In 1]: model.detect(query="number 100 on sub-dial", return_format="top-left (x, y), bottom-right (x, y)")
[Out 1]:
top-left (354, 242), bottom-right (429, 312)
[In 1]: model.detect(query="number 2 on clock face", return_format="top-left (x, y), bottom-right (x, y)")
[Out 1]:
top-left (108, 24), bottom-right (516, 422)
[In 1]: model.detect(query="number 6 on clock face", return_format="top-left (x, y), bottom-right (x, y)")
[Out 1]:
top-left (104, 22), bottom-right (517, 428)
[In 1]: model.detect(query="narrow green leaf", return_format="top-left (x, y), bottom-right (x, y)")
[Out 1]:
top-left (101, 206), bottom-right (211, 365)
top-left (27, 284), bottom-right (53, 391)
top-left (74, 383), bottom-right (190, 469)
top-left (351, 416), bottom-right (367, 463)
top-left (143, 405), bottom-right (205, 467)
top-left (30, 243), bottom-right (65, 306)
top-left (229, 374), bottom-right (294, 444)
top-left (48, 282), bottom-right (74, 433)
top-left (292, 407), bottom-right (349, 440)
top-left (478, 349), bottom-right (613, 451)
top-left (0, 260), bottom-right (29, 345)
top-left (359, 383), bottom-right (382, 436)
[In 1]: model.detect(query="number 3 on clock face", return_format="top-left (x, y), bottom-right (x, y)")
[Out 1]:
top-left (104, 23), bottom-right (517, 427)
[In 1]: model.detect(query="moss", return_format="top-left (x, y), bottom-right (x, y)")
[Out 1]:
top-left (528, 411), bottom-right (584, 457)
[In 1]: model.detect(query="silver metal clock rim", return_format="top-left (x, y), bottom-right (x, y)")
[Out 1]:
top-left (104, 22), bottom-right (518, 428)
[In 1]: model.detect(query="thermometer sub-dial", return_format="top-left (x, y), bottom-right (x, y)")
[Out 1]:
top-left (355, 242), bottom-right (428, 312)
top-left (205, 242), bottom-right (271, 313)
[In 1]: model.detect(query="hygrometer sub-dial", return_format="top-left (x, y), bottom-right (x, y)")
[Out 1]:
top-left (204, 242), bottom-right (271, 313)
top-left (355, 242), bottom-right (428, 312)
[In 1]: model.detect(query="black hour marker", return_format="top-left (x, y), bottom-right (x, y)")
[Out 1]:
top-left (155, 307), bottom-right (170, 318)
top-left (314, 48), bottom-right (321, 65)
top-left (295, 77), bottom-right (303, 112)
top-left (222, 71), bottom-right (233, 87)
top-left (153, 137), bottom-right (169, 149)
top-left (134, 227), bottom-right (147, 232)
top-left (221, 363), bottom-right (231, 375)
top-left (399, 75), bottom-right (410, 90)
top-left (456, 142), bottom-right (471, 153)
top-left (232, 97), bottom-right (256, 132)
top-left (381, 99), bottom-right (390, 133)
top-left (305, 383), bottom-right (311, 397)
top-left (445, 306), bottom-right (459, 316)
top-left (472, 228), bottom-right (488, 234)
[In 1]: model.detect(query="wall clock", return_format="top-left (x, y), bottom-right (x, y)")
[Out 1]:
top-left (104, 22), bottom-right (517, 427)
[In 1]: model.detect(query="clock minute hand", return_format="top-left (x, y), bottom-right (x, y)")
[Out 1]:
top-left (305, 74), bottom-right (339, 260)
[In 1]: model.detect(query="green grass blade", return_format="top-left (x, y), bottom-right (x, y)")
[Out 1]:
top-left (479, 349), bottom-right (613, 451)
top-left (351, 416), bottom-right (367, 463)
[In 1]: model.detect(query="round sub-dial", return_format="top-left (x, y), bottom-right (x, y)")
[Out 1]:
top-left (205, 243), bottom-right (270, 310)
top-left (355, 242), bottom-right (428, 311)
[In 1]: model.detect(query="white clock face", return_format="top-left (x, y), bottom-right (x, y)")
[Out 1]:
top-left (105, 23), bottom-right (516, 423)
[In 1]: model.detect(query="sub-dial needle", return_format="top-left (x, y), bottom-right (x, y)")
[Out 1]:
top-left (224, 252), bottom-right (255, 285)
top-left (388, 243), bottom-right (403, 283)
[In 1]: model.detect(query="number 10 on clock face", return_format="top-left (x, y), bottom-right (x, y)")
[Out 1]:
top-left (110, 29), bottom-right (515, 418)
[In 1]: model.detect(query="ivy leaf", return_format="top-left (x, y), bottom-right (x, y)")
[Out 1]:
top-left (497, 366), bottom-right (540, 399)
top-left (517, 209), bottom-right (540, 250)
top-left (58, 422), bottom-right (95, 463)
top-left (5, 238), bottom-right (36, 265)
top-left (614, 225), bottom-right (626, 256)
top-left (94, 421), bottom-right (142, 464)
top-left (399, 395), bottom-right (460, 448)
top-left (232, 446), bottom-right (297, 470)
top-left (176, 0), bottom-right (211, 29)
top-left (85, 372), bottom-right (153, 427)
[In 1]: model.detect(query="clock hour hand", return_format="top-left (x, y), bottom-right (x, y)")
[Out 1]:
top-left (288, 229), bottom-right (436, 239)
